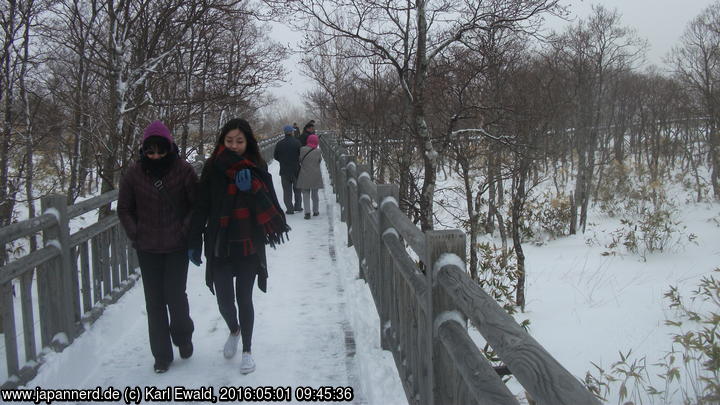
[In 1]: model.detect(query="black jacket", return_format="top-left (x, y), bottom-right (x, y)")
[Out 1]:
top-left (118, 154), bottom-right (198, 253)
top-left (273, 135), bottom-right (302, 178)
top-left (187, 159), bottom-right (284, 294)
top-left (298, 130), bottom-right (313, 147)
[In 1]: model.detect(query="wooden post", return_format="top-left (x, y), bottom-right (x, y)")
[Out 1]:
top-left (332, 152), bottom-right (340, 199)
top-left (37, 261), bottom-right (53, 348)
top-left (425, 230), bottom-right (466, 405)
top-left (1, 281), bottom-right (18, 376)
top-left (339, 155), bottom-right (350, 223)
top-left (101, 231), bottom-right (111, 297)
top-left (377, 184), bottom-right (398, 351)
top-left (91, 235), bottom-right (102, 306)
top-left (117, 227), bottom-right (128, 281)
top-left (345, 157), bottom-right (357, 249)
top-left (41, 194), bottom-right (76, 346)
top-left (80, 241), bottom-right (91, 313)
top-left (69, 246), bottom-right (81, 328)
top-left (356, 164), bottom-right (371, 280)
top-left (110, 227), bottom-right (120, 297)
top-left (20, 270), bottom-right (36, 361)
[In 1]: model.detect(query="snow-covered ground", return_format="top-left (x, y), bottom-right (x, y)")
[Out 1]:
top-left (11, 160), bottom-right (407, 405)
top-left (516, 201), bottom-right (719, 403)
top-left (435, 166), bottom-right (720, 404)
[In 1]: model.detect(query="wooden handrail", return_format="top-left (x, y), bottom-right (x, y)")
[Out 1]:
top-left (319, 133), bottom-right (600, 405)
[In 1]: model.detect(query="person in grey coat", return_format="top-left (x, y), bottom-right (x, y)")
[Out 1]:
top-left (296, 134), bottom-right (323, 219)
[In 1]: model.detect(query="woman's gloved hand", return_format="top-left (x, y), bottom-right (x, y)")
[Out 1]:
top-left (235, 169), bottom-right (252, 191)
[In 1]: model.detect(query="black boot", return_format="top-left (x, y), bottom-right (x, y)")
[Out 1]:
top-left (179, 342), bottom-right (193, 359)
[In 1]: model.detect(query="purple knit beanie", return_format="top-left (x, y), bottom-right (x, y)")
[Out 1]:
top-left (142, 120), bottom-right (174, 143)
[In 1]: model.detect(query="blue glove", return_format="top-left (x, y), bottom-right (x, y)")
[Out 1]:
top-left (188, 249), bottom-right (202, 266)
top-left (235, 169), bottom-right (252, 191)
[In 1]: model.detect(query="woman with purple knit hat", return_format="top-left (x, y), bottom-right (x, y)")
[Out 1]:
top-left (117, 120), bottom-right (198, 373)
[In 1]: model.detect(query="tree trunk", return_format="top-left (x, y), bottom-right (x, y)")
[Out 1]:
top-left (100, 5), bottom-right (124, 217)
top-left (486, 151), bottom-right (497, 234)
top-left (413, 0), bottom-right (437, 232)
top-left (511, 159), bottom-right (529, 311)
top-left (0, 0), bottom-right (18, 233)
top-left (68, 41), bottom-right (87, 204)
top-left (495, 210), bottom-right (508, 268)
top-left (571, 135), bottom-right (586, 235)
top-left (19, 0), bottom-right (36, 251)
top-left (460, 157), bottom-right (477, 279)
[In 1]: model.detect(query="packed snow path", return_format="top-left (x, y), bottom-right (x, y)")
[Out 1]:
top-left (25, 161), bottom-right (407, 404)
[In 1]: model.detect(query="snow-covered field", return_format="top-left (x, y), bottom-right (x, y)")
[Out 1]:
top-left (435, 166), bottom-right (720, 404)
top-left (517, 204), bottom-right (718, 403)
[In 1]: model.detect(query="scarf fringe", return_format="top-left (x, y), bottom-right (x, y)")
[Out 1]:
top-left (264, 223), bottom-right (291, 249)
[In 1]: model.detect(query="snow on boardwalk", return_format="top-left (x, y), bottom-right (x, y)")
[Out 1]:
top-left (25, 160), bottom-right (406, 404)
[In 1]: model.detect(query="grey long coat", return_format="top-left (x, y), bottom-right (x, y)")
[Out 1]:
top-left (296, 146), bottom-right (324, 190)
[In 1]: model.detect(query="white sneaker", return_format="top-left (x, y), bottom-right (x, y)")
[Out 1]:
top-left (223, 332), bottom-right (240, 359)
top-left (239, 352), bottom-right (255, 374)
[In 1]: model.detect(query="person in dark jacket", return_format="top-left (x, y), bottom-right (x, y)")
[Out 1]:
top-left (298, 121), bottom-right (315, 146)
top-left (292, 122), bottom-right (300, 137)
top-left (187, 118), bottom-right (289, 375)
top-left (273, 125), bottom-right (303, 214)
top-left (117, 120), bottom-right (197, 374)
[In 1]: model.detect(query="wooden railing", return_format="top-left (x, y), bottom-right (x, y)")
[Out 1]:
top-left (0, 133), bottom-right (283, 389)
top-left (320, 134), bottom-right (600, 405)
top-left (0, 191), bottom-right (137, 389)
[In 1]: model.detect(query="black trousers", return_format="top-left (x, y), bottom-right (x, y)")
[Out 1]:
top-left (213, 257), bottom-right (257, 353)
top-left (137, 250), bottom-right (194, 365)
top-left (281, 174), bottom-right (303, 211)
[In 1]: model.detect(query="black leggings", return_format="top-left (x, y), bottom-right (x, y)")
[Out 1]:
top-left (213, 259), bottom-right (257, 352)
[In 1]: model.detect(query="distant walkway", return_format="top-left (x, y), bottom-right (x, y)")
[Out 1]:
top-left (26, 161), bottom-right (366, 404)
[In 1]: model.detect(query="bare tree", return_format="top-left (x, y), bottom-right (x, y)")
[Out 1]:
top-left (670, 0), bottom-right (720, 199)
top-left (17, 0), bottom-right (46, 250)
top-left (266, 0), bottom-right (562, 231)
top-left (0, 0), bottom-right (21, 231)
top-left (551, 5), bottom-right (646, 233)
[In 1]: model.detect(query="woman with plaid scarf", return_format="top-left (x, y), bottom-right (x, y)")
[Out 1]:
top-left (187, 118), bottom-right (289, 374)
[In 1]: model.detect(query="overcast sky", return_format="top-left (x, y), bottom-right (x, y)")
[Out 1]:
top-left (267, 0), bottom-right (716, 107)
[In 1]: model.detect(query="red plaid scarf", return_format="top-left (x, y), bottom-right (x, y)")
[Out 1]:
top-left (213, 146), bottom-right (289, 257)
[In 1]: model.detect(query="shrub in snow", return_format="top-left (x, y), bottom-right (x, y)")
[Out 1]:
top-left (584, 268), bottom-right (720, 404)
top-left (475, 242), bottom-right (530, 329)
top-left (594, 160), bottom-right (673, 219)
top-left (476, 242), bottom-right (519, 314)
top-left (512, 192), bottom-right (572, 244)
top-left (584, 349), bottom-right (652, 405)
top-left (660, 271), bottom-right (720, 404)
top-left (595, 160), bottom-right (635, 217)
top-left (710, 212), bottom-right (720, 228)
top-left (475, 242), bottom-right (529, 379)
top-left (674, 168), bottom-right (710, 202)
top-left (589, 205), bottom-right (695, 261)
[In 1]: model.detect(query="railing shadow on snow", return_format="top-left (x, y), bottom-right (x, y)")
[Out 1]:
top-left (319, 133), bottom-right (600, 405)
top-left (0, 134), bottom-right (283, 389)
